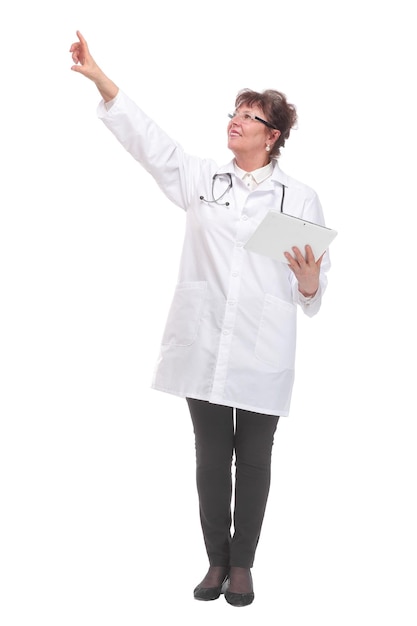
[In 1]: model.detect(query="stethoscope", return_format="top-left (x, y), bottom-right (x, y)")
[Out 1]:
top-left (200, 172), bottom-right (286, 211)
top-left (200, 173), bottom-right (233, 207)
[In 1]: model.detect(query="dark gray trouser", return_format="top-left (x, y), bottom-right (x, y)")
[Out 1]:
top-left (187, 398), bottom-right (279, 569)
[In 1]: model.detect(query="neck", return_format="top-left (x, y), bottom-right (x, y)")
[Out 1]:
top-left (234, 153), bottom-right (271, 172)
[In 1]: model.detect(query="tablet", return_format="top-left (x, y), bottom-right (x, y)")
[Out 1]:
top-left (244, 211), bottom-right (338, 263)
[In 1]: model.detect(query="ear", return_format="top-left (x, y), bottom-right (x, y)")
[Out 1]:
top-left (268, 129), bottom-right (281, 145)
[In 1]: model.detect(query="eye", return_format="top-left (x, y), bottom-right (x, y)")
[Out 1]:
top-left (243, 113), bottom-right (252, 121)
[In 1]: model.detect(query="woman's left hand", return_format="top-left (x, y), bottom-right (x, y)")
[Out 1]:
top-left (284, 245), bottom-right (324, 297)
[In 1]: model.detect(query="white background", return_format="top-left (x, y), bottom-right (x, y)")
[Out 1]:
top-left (1, 1), bottom-right (416, 624)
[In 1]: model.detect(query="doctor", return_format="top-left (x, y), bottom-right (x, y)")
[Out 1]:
top-left (70, 31), bottom-right (330, 607)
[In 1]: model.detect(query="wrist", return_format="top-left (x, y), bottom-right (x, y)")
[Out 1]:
top-left (298, 287), bottom-right (318, 298)
top-left (93, 69), bottom-right (119, 102)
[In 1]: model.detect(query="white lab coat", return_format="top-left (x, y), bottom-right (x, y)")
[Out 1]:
top-left (98, 91), bottom-right (330, 416)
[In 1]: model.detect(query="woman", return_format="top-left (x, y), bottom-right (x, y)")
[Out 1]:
top-left (70, 31), bottom-right (330, 607)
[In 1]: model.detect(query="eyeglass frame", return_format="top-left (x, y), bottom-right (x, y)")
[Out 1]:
top-left (228, 110), bottom-right (278, 131)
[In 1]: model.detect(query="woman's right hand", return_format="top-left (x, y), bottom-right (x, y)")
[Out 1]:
top-left (70, 31), bottom-right (100, 81)
top-left (70, 31), bottom-right (119, 102)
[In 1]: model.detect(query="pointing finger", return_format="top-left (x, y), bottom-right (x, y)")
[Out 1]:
top-left (76, 30), bottom-right (88, 47)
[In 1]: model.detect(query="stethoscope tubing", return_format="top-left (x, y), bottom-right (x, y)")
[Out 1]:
top-left (200, 172), bottom-right (286, 212)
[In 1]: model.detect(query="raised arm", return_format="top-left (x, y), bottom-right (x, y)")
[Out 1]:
top-left (70, 31), bottom-right (119, 102)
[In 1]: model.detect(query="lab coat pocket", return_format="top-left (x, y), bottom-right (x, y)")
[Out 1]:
top-left (255, 294), bottom-right (296, 370)
top-left (162, 281), bottom-right (207, 347)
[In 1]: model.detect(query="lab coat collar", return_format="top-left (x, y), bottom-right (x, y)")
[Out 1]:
top-left (270, 159), bottom-right (290, 187)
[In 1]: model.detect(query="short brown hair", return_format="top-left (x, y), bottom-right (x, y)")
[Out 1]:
top-left (235, 88), bottom-right (298, 158)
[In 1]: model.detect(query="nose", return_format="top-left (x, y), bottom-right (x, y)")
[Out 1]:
top-left (228, 114), bottom-right (241, 128)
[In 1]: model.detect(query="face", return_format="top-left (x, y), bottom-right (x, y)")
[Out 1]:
top-left (227, 104), bottom-right (277, 161)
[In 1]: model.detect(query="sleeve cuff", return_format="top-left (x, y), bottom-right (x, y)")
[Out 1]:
top-left (104, 92), bottom-right (120, 111)
top-left (297, 287), bottom-right (320, 306)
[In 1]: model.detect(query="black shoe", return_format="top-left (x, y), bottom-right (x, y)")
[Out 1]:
top-left (224, 568), bottom-right (254, 607)
top-left (193, 575), bottom-right (229, 601)
top-left (224, 589), bottom-right (254, 607)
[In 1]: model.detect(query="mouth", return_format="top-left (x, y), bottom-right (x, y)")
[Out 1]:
top-left (229, 130), bottom-right (241, 138)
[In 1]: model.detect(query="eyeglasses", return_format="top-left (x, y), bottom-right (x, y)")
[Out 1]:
top-left (228, 110), bottom-right (278, 131)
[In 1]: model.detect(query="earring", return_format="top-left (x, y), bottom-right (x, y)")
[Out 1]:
top-left (265, 144), bottom-right (271, 152)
